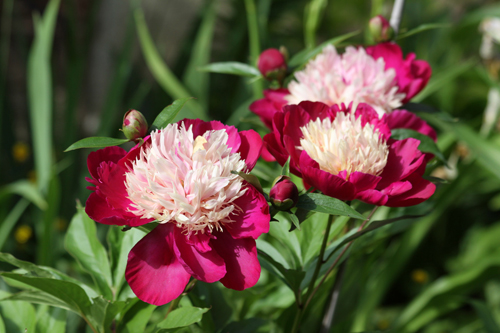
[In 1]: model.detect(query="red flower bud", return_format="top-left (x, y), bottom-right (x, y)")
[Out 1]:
top-left (258, 48), bottom-right (287, 82)
top-left (122, 110), bottom-right (148, 140)
top-left (369, 15), bottom-right (394, 43)
top-left (270, 176), bottom-right (299, 211)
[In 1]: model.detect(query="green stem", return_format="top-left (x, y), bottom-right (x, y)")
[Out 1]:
top-left (303, 207), bottom-right (379, 310)
top-left (244, 0), bottom-right (263, 99)
top-left (292, 214), bottom-right (334, 333)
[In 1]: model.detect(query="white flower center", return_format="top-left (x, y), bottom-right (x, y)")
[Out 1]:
top-left (299, 113), bottom-right (389, 178)
top-left (125, 124), bottom-right (247, 234)
top-left (286, 45), bottom-right (406, 116)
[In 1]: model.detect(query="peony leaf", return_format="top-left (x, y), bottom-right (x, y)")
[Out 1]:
top-left (281, 157), bottom-right (291, 177)
top-left (396, 23), bottom-right (450, 40)
top-left (156, 306), bottom-right (209, 329)
top-left (199, 62), bottom-right (261, 77)
top-left (0, 273), bottom-right (92, 315)
top-left (470, 300), bottom-right (500, 333)
top-left (64, 137), bottom-right (130, 152)
top-left (390, 128), bottom-right (447, 164)
top-left (0, 290), bottom-right (36, 333)
top-left (231, 171), bottom-right (265, 196)
top-left (115, 299), bottom-right (156, 333)
top-left (288, 212), bottom-right (301, 231)
top-left (65, 206), bottom-right (113, 300)
top-left (151, 97), bottom-right (194, 131)
top-left (288, 30), bottom-right (360, 68)
top-left (88, 297), bottom-right (126, 333)
top-left (296, 193), bottom-right (364, 220)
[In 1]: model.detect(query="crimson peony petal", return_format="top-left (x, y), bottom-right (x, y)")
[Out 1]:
top-left (227, 185), bottom-right (270, 240)
top-left (355, 189), bottom-right (388, 206)
top-left (211, 231), bottom-right (261, 290)
top-left (384, 173), bottom-right (436, 207)
top-left (349, 172), bottom-right (381, 192)
top-left (85, 192), bottom-right (129, 226)
top-left (260, 144), bottom-right (277, 162)
top-left (173, 228), bottom-right (226, 283)
top-left (238, 130), bottom-right (263, 170)
top-left (126, 224), bottom-right (191, 306)
top-left (378, 138), bottom-right (425, 188)
top-left (386, 110), bottom-right (437, 141)
top-left (249, 88), bottom-right (289, 129)
top-left (87, 146), bottom-right (126, 180)
top-left (300, 153), bottom-right (356, 201)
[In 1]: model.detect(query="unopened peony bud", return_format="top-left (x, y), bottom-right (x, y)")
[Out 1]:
top-left (257, 48), bottom-right (287, 82)
top-left (270, 176), bottom-right (299, 211)
top-left (369, 15), bottom-right (394, 43)
top-left (122, 110), bottom-right (148, 140)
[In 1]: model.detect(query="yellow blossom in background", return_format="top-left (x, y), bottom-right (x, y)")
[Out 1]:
top-left (15, 225), bottom-right (33, 244)
top-left (411, 269), bottom-right (429, 284)
top-left (56, 217), bottom-right (67, 231)
top-left (28, 170), bottom-right (37, 184)
top-left (12, 142), bottom-right (30, 163)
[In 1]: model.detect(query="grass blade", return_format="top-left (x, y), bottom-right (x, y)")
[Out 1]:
top-left (133, 8), bottom-right (206, 120)
top-left (27, 0), bottom-right (61, 192)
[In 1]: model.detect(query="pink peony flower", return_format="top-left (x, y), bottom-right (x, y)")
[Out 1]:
top-left (85, 119), bottom-right (270, 305)
top-left (264, 101), bottom-right (436, 207)
top-left (249, 43), bottom-right (431, 128)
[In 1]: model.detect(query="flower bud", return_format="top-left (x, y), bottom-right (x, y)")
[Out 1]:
top-left (122, 109), bottom-right (148, 140)
top-left (270, 176), bottom-right (299, 211)
top-left (257, 48), bottom-right (287, 82)
top-left (369, 15), bottom-right (394, 43)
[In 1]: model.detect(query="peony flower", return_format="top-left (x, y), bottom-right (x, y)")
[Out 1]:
top-left (368, 15), bottom-right (394, 43)
top-left (249, 43), bottom-right (431, 128)
top-left (85, 119), bottom-right (270, 305)
top-left (264, 101), bottom-right (436, 207)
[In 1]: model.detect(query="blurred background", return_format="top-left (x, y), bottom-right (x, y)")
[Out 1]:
top-left (2, 0), bottom-right (500, 331)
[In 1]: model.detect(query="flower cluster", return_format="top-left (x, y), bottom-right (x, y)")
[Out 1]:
top-left (86, 120), bottom-right (270, 305)
top-left (83, 38), bottom-right (438, 307)
top-left (250, 42), bottom-right (431, 128)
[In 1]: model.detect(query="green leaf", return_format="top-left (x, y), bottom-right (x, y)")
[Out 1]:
top-left (0, 252), bottom-right (54, 278)
top-left (157, 306), bottom-right (209, 329)
top-left (231, 171), bottom-right (265, 196)
top-left (390, 128), bottom-right (447, 164)
top-left (413, 60), bottom-right (475, 103)
top-left (133, 8), bottom-right (206, 120)
top-left (65, 207), bottom-right (113, 300)
top-left (64, 137), bottom-right (130, 152)
top-left (295, 193), bottom-right (364, 220)
top-left (116, 299), bottom-right (156, 333)
top-left (2, 290), bottom-right (72, 311)
top-left (304, 0), bottom-right (328, 48)
top-left (288, 212), bottom-right (301, 231)
top-left (288, 30), bottom-right (360, 67)
top-left (470, 300), bottom-right (500, 333)
top-left (151, 97), bottom-right (194, 131)
top-left (423, 115), bottom-right (500, 180)
top-left (107, 226), bottom-right (144, 298)
top-left (36, 306), bottom-right (66, 333)
top-left (0, 180), bottom-right (47, 210)
top-left (397, 23), bottom-right (451, 40)
top-left (222, 318), bottom-right (267, 333)
top-left (0, 199), bottom-right (29, 251)
top-left (0, 290), bottom-right (36, 333)
top-left (339, 214), bottom-right (425, 247)
top-left (199, 62), bottom-right (261, 77)
top-left (281, 157), bottom-right (291, 177)
top-left (89, 296), bottom-right (126, 333)
top-left (0, 273), bottom-right (92, 315)
top-left (27, 0), bottom-right (60, 191)
top-left (182, 2), bottom-right (217, 106)
top-left (258, 250), bottom-right (305, 293)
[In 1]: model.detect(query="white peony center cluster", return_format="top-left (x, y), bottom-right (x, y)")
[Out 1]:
top-left (299, 113), bottom-right (389, 178)
top-left (125, 124), bottom-right (247, 234)
top-left (286, 45), bottom-right (406, 116)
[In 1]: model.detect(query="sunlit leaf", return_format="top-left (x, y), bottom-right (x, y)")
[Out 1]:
top-left (157, 306), bottom-right (209, 329)
top-left (199, 62), bottom-right (261, 77)
top-left (296, 193), bottom-right (364, 220)
top-left (64, 137), bottom-right (130, 152)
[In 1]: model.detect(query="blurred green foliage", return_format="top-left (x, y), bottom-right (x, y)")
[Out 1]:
top-left (1, 0), bottom-right (500, 332)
